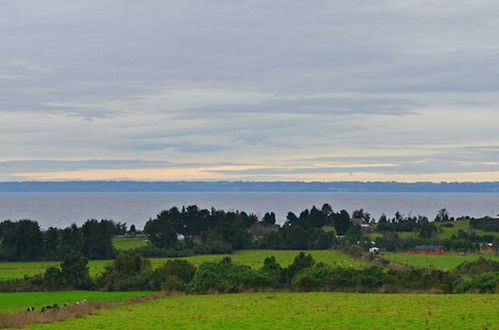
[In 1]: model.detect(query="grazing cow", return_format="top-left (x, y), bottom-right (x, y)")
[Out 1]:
top-left (26, 306), bottom-right (35, 312)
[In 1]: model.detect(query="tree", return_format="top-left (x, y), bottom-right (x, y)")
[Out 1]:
top-left (344, 225), bottom-right (362, 244)
top-left (143, 218), bottom-right (177, 249)
top-left (1, 220), bottom-right (43, 261)
top-left (81, 220), bottom-right (114, 259)
top-left (60, 251), bottom-right (92, 289)
top-left (150, 260), bottom-right (195, 290)
top-left (333, 210), bottom-right (351, 235)
top-left (281, 225), bottom-right (308, 249)
top-left (321, 203), bottom-right (333, 217)
top-left (352, 209), bottom-right (370, 222)
top-left (285, 212), bottom-right (299, 226)
top-left (435, 208), bottom-right (450, 222)
top-left (394, 211), bottom-right (403, 222)
top-left (44, 227), bottom-right (59, 259)
top-left (418, 221), bottom-right (438, 239)
top-left (59, 224), bottom-right (83, 256)
top-left (285, 252), bottom-right (315, 281)
top-left (0, 220), bottom-right (13, 240)
top-left (100, 252), bottom-right (151, 290)
top-left (378, 213), bottom-right (388, 223)
top-left (262, 212), bottom-right (276, 225)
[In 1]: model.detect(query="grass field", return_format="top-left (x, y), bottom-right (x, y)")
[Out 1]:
top-left (26, 292), bottom-right (499, 330)
top-left (0, 291), bottom-right (150, 314)
top-left (385, 252), bottom-right (499, 270)
top-left (112, 237), bottom-right (149, 250)
top-left (0, 250), bottom-right (362, 280)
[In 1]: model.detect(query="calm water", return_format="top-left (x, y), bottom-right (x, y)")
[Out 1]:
top-left (0, 192), bottom-right (498, 229)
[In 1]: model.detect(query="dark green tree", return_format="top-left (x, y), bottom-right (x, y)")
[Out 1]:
top-left (333, 210), bottom-right (351, 235)
top-left (81, 220), bottom-right (114, 259)
top-left (1, 220), bottom-right (43, 261)
top-left (418, 221), bottom-right (438, 239)
top-left (262, 212), bottom-right (276, 225)
top-left (60, 251), bottom-right (92, 289)
top-left (143, 218), bottom-right (177, 249)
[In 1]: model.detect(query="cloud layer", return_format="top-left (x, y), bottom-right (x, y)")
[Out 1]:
top-left (1, 0), bottom-right (498, 181)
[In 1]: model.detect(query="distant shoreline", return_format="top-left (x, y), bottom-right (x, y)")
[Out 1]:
top-left (0, 181), bottom-right (498, 193)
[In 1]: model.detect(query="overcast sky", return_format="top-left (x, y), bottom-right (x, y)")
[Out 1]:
top-left (1, 0), bottom-right (498, 182)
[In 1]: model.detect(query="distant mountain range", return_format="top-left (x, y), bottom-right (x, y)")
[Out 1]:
top-left (0, 181), bottom-right (498, 193)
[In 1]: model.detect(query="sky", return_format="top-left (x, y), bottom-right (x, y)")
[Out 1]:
top-left (1, 0), bottom-right (498, 182)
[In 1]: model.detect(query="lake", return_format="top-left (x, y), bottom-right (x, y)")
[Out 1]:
top-left (0, 192), bottom-right (498, 228)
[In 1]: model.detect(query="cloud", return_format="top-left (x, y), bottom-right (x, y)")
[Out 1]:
top-left (0, 0), bottom-right (499, 181)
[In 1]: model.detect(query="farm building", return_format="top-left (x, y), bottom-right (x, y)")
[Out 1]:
top-left (412, 245), bottom-right (446, 255)
top-left (360, 223), bottom-right (374, 232)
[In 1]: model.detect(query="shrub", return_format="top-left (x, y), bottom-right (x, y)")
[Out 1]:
top-left (149, 260), bottom-right (196, 291)
top-left (284, 252), bottom-right (315, 282)
top-left (99, 252), bottom-right (151, 290)
top-left (259, 256), bottom-right (284, 287)
top-left (188, 258), bottom-right (269, 293)
top-left (60, 251), bottom-right (93, 289)
top-left (454, 257), bottom-right (499, 275)
top-left (454, 272), bottom-right (499, 293)
top-left (291, 266), bottom-right (386, 291)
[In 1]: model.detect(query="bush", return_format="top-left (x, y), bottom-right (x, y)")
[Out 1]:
top-left (99, 252), bottom-right (151, 290)
top-left (291, 266), bottom-right (386, 291)
top-left (259, 256), bottom-right (284, 287)
top-left (454, 272), bottom-right (499, 293)
top-left (454, 257), bottom-right (499, 275)
top-left (149, 260), bottom-right (196, 291)
top-left (188, 258), bottom-right (269, 293)
top-left (60, 251), bottom-right (93, 289)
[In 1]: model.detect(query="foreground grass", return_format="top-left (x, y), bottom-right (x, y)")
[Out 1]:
top-left (0, 250), bottom-right (362, 279)
top-left (385, 252), bottom-right (499, 270)
top-left (27, 292), bottom-right (499, 330)
top-left (0, 291), bottom-right (150, 314)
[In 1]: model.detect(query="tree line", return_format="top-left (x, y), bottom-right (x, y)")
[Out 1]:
top-left (0, 219), bottom-right (122, 261)
top-left (1, 205), bottom-right (497, 261)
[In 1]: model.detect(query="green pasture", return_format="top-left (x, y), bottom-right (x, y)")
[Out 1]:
top-left (27, 292), bottom-right (499, 330)
top-left (0, 250), bottom-right (363, 280)
top-left (0, 291), bottom-right (150, 314)
top-left (112, 236), bottom-right (149, 250)
top-left (385, 252), bottom-right (499, 270)
top-left (367, 220), bottom-right (499, 240)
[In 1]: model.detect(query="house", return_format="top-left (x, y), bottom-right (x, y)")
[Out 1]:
top-left (248, 222), bottom-right (280, 236)
top-left (352, 218), bottom-right (366, 225)
top-left (412, 245), bottom-right (446, 255)
top-left (360, 223), bottom-right (374, 233)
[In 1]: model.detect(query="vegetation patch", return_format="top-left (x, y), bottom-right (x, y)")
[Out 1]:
top-left (0, 250), bottom-right (363, 280)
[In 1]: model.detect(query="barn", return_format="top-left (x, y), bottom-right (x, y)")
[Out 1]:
top-left (412, 245), bottom-right (446, 255)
